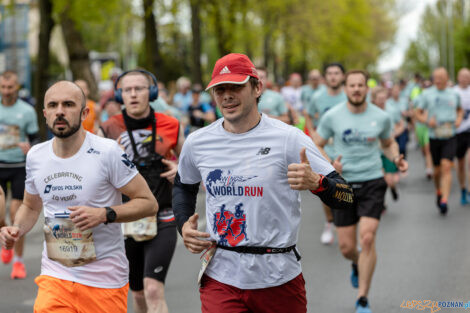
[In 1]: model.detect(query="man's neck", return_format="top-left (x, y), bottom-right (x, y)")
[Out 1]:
top-left (347, 101), bottom-right (367, 114)
top-left (127, 106), bottom-right (151, 120)
top-left (327, 86), bottom-right (342, 96)
top-left (459, 83), bottom-right (469, 89)
top-left (1, 96), bottom-right (17, 107)
top-left (223, 111), bottom-right (261, 134)
top-left (52, 129), bottom-right (87, 159)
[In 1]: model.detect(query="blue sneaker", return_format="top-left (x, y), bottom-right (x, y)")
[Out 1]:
top-left (356, 298), bottom-right (371, 313)
top-left (350, 263), bottom-right (358, 288)
top-left (461, 189), bottom-right (468, 205)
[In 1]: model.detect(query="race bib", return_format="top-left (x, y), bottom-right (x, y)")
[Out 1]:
top-left (0, 124), bottom-right (20, 149)
top-left (44, 214), bottom-right (96, 267)
top-left (122, 216), bottom-right (157, 242)
top-left (198, 243), bottom-right (217, 286)
top-left (434, 122), bottom-right (454, 139)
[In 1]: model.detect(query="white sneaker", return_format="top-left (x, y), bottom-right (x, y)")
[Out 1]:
top-left (320, 222), bottom-right (334, 245)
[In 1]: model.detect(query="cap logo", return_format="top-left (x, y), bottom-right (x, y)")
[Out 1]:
top-left (219, 66), bottom-right (231, 75)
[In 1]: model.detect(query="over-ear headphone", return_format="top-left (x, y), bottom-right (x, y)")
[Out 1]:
top-left (114, 69), bottom-right (159, 104)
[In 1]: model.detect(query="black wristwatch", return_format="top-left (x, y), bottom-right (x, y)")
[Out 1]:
top-left (104, 206), bottom-right (117, 225)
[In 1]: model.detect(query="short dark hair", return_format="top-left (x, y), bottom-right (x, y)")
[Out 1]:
top-left (323, 63), bottom-right (345, 75)
top-left (0, 70), bottom-right (18, 81)
top-left (344, 70), bottom-right (369, 85)
top-left (249, 77), bottom-right (261, 104)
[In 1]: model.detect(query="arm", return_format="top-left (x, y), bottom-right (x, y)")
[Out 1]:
top-left (380, 137), bottom-right (408, 172)
top-left (287, 148), bottom-right (353, 211)
top-left (0, 191), bottom-right (43, 249)
top-left (304, 110), bottom-right (315, 138)
top-left (393, 120), bottom-right (406, 137)
top-left (173, 172), bottom-right (211, 253)
top-left (161, 125), bottom-right (185, 184)
top-left (455, 107), bottom-right (464, 129)
top-left (69, 173), bottom-right (158, 231)
top-left (0, 186), bottom-right (4, 224)
top-left (414, 108), bottom-right (428, 124)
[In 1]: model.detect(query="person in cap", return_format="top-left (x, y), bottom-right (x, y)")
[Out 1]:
top-left (172, 53), bottom-right (354, 313)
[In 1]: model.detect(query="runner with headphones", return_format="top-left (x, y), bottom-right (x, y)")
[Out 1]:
top-left (99, 69), bottom-right (185, 313)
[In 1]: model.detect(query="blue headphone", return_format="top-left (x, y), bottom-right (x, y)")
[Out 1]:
top-left (114, 69), bottom-right (159, 104)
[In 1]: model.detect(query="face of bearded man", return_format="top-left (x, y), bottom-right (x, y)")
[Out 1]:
top-left (345, 73), bottom-right (368, 107)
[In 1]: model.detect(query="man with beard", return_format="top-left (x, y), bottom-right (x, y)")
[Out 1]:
top-left (0, 70), bottom-right (39, 279)
top-left (100, 69), bottom-right (184, 313)
top-left (0, 81), bottom-right (157, 313)
top-left (313, 70), bottom-right (408, 313)
top-left (173, 53), bottom-right (354, 313)
top-left (305, 63), bottom-right (347, 245)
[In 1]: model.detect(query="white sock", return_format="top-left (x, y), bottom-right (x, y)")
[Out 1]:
top-left (13, 256), bottom-right (23, 263)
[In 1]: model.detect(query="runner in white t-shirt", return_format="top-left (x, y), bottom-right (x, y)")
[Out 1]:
top-left (0, 81), bottom-right (157, 313)
top-left (454, 68), bottom-right (470, 204)
top-left (173, 53), bottom-right (354, 313)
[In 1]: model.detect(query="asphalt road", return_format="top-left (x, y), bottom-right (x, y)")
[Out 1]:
top-left (1, 146), bottom-right (470, 313)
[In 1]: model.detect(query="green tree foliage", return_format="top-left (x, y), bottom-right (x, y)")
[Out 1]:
top-left (402, 0), bottom-right (470, 80)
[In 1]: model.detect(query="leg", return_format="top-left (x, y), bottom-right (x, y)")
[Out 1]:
top-left (143, 278), bottom-right (168, 313)
top-left (440, 159), bottom-right (453, 203)
top-left (0, 186), bottom-right (5, 228)
top-left (142, 226), bottom-right (177, 313)
top-left (131, 290), bottom-right (147, 313)
top-left (357, 217), bottom-right (380, 298)
top-left (336, 224), bottom-right (358, 263)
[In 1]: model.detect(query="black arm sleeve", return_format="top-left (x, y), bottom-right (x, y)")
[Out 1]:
top-left (27, 133), bottom-right (41, 146)
top-left (172, 172), bottom-right (200, 235)
top-left (311, 171), bottom-right (354, 211)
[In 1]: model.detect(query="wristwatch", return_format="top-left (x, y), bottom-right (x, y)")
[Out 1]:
top-left (104, 206), bottom-right (117, 225)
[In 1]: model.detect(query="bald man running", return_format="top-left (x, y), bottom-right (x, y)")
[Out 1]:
top-left (0, 81), bottom-right (157, 313)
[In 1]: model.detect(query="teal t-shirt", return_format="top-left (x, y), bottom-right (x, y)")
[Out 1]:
top-left (258, 89), bottom-right (287, 117)
top-left (317, 102), bottom-right (392, 182)
top-left (301, 84), bottom-right (325, 108)
top-left (385, 98), bottom-right (406, 125)
top-left (150, 97), bottom-right (182, 120)
top-left (0, 98), bottom-right (39, 163)
top-left (306, 89), bottom-right (347, 121)
top-left (417, 87), bottom-right (461, 139)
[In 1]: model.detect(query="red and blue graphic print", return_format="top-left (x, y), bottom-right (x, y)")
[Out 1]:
top-left (213, 203), bottom-right (248, 247)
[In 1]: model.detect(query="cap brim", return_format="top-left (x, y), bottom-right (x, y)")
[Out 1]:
top-left (205, 75), bottom-right (250, 91)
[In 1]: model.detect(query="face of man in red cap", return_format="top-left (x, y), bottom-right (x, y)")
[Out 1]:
top-left (207, 53), bottom-right (263, 133)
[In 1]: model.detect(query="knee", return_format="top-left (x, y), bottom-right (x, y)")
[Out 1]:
top-left (360, 232), bottom-right (375, 251)
top-left (144, 279), bottom-right (165, 301)
top-left (133, 290), bottom-right (146, 303)
top-left (339, 241), bottom-right (356, 259)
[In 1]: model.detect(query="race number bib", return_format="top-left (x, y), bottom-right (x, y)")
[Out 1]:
top-left (122, 216), bottom-right (157, 242)
top-left (434, 122), bottom-right (453, 139)
top-left (44, 214), bottom-right (96, 267)
top-left (0, 124), bottom-right (20, 149)
top-left (198, 243), bottom-right (217, 286)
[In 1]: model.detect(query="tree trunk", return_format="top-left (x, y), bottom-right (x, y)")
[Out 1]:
top-left (142, 0), bottom-right (163, 77)
top-left (60, 11), bottom-right (98, 101)
top-left (190, 0), bottom-right (203, 85)
top-left (33, 0), bottom-right (54, 140)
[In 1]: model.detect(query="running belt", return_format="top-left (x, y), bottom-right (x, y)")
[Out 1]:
top-left (216, 244), bottom-right (301, 261)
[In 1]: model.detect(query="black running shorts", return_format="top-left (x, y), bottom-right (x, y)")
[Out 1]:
top-left (456, 132), bottom-right (470, 159)
top-left (0, 166), bottom-right (26, 200)
top-left (332, 177), bottom-right (387, 227)
top-left (429, 137), bottom-right (457, 166)
top-left (125, 225), bottom-right (177, 291)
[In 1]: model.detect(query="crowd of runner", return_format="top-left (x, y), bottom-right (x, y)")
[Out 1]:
top-left (0, 56), bottom-right (468, 313)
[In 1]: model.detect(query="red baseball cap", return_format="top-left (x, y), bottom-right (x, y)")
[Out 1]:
top-left (206, 53), bottom-right (259, 90)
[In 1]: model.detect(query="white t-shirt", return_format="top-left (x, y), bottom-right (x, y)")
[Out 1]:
top-left (178, 114), bottom-right (334, 289)
top-left (455, 85), bottom-right (470, 133)
top-left (25, 132), bottom-right (138, 288)
top-left (281, 86), bottom-right (303, 112)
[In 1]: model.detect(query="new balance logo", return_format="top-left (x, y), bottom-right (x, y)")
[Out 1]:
top-left (257, 147), bottom-right (271, 155)
top-left (219, 66), bottom-right (231, 74)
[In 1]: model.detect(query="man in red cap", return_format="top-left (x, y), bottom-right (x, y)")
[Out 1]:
top-left (172, 53), bottom-right (354, 312)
